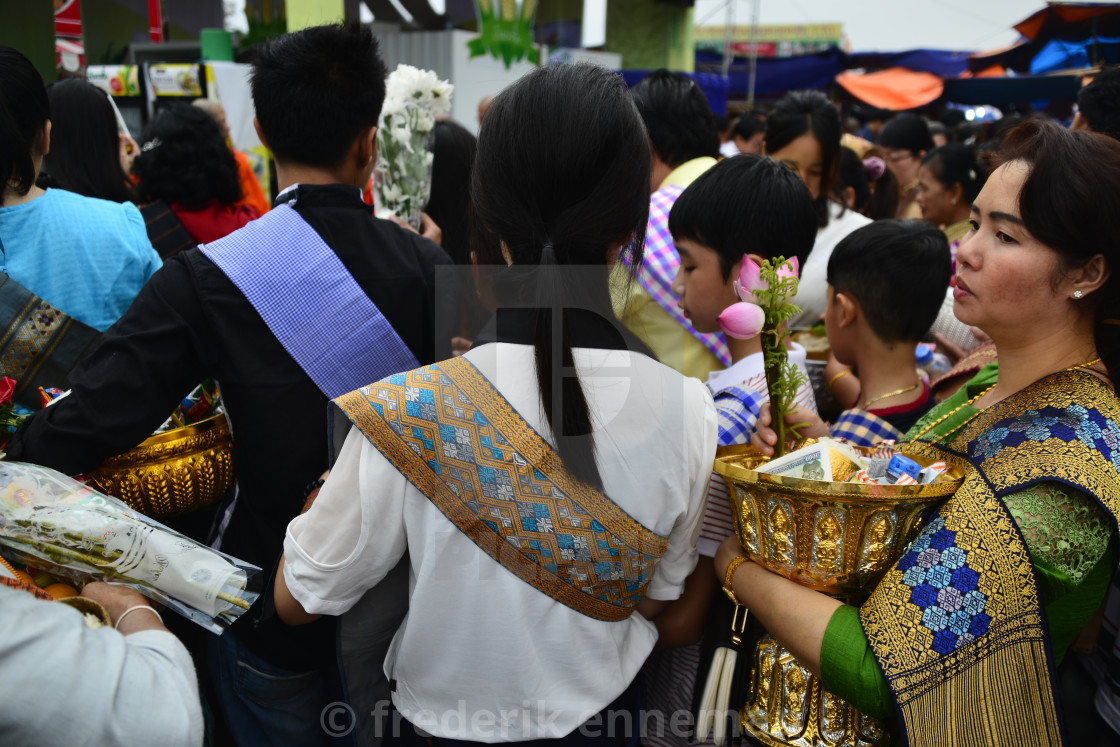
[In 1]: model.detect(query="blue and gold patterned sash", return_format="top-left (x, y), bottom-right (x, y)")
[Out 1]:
top-left (333, 356), bottom-right (669, 622)
top-left (861, 370), bottom-right (1120, 746)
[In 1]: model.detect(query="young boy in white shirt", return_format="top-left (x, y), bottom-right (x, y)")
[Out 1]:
top-left (642, 153), bottom-right (821, 747)
top-left (670, 154), bottom-right (821, 448)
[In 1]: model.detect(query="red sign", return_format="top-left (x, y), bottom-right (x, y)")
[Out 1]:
top-left (148, 0), bottom-right (164, 42)
top-left (54, 0), bottom-right (82, 39)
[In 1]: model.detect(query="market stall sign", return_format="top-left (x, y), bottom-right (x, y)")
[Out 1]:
top-left (148, 64), bottom-right (203, 97)
top-left (87, 65), bottom-right (142, 97)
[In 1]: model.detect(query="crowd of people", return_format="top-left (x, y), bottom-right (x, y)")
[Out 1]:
top-left (2, 19), bottom-right (1120, 747)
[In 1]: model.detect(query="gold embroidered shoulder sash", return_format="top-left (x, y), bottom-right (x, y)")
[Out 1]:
top-left (333, 356), bottom-right (669, 622)
top-left (860, 370), bottom-right (1120, 747)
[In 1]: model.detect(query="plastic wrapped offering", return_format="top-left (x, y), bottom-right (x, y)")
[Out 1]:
top-left (0, 462), bottom-right (259, 633)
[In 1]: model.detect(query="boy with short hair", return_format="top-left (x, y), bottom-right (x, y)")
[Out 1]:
top-left (825, 219), bottom-right (951, 444)
top-left (642, 154), bottom-right (819, 747)
top-left (669, 153), bottom-right (820, 446)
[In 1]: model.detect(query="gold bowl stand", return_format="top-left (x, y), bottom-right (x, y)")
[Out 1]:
top-left (713, 444), bottom-right (966, 746)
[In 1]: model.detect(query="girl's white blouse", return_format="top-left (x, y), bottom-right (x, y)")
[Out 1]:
top-left (284, 342), bottom-right (718, 741)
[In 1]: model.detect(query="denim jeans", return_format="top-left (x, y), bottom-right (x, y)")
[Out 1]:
top-left (208, 630), bottom-right (339, 746)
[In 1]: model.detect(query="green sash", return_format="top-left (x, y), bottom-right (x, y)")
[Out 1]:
top-left (861, 369), bottom-right (1120, 746)
top-left (333, 356), bottom-right (669, 622)
top-left (0, 275), bottom-right (102, 409)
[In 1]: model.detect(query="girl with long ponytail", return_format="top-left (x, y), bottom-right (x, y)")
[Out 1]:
top-left (276, 63), bottom-right (719, 745)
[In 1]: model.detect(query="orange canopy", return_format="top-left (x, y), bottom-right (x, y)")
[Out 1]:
top-left (835, 67), bottom-right (945, 111)
top-left (1014, 4), bottom-right (1120, 41)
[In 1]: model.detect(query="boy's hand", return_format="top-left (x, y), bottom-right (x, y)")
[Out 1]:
top-left (751, 403), bottom-right (830, 457)
top-left (389, 212), bottom-right (443, 246)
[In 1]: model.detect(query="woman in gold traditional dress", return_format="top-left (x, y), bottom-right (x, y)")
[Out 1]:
top-left (723, 120), bottom-right (1120, 746)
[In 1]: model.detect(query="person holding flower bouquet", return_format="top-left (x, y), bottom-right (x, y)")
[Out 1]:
top-left (725, 121), bottom-right (1120, 746)
top-left (8, 23), bottom-right (452, 746)
top-left (275, 63), bottom-right (718, 745)
top-left (637, 153), bottom-right (819, 746)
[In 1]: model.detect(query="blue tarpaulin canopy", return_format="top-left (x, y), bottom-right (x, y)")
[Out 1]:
top-left (846, 49), bottom-right (972, 78)
top-left (622, 43), bottom-right (1088, 111)
top-left (695, 48), bottom-right (850, 98)
top-left (1030, 35), bottom-right (1120, 72)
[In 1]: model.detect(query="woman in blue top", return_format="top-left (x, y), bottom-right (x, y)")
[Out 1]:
top-left (0, 46), bottom-right (160, 335)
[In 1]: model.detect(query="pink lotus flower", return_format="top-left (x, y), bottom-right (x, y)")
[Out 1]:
top-left (734, 256), bottom-right (798, 301)
top-left (718, 302), bottom-right (765, 340)
top-left (735, 257), bottom-right (765, 301)
top-left (777, 256), bottom-right (799, 283)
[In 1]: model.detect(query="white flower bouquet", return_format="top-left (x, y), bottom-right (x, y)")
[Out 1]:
top-left (0, 462), bottom-right (259, 633)
top-left (375, 64), bottom-right (453, 229)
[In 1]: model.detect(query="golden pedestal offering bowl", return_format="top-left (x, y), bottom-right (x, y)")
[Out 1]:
top-left (713, 444), bottom-right (966, 747)
top-left (90, 413), bottom-right (235, 520)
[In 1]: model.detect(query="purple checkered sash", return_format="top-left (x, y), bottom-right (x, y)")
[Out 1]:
top-left (623, 185), bottom-right (731, 366)
top-left (200, 205), bottom-right (419, 399)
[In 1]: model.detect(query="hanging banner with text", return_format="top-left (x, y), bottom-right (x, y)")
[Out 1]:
top-left (695, 23), bottom-right (844, 59)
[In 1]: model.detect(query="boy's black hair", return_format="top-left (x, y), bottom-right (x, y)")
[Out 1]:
top-left (250, 22), bottom-right (386, 168)
top-left (732, 114), bottom-right (766, 142)
top-left (669, 153), bottom-right (817, 280)
top-left (826, 219), bottom-right (950, 344)
top-left (877, 114), bottom-right (935, 154)
top-left (1077, 66), bottom-right (1120, 142)
top-left (631, 70), bottom-right (720, 169)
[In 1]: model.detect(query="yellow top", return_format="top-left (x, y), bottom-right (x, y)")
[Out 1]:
top-left (610, 156), bottom-right (722, 381)
top-left (943, 219), bottom-right (970, 247)
top-left (610, 266), bottom-right (722, 380)
top-left (659, 156), bottom-right (718, 190)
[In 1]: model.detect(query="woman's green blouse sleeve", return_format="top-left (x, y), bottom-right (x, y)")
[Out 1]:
top-left (818, 480), bottom-right (1115, 720)
top-left (819, 605), bottom-right (894, 719)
